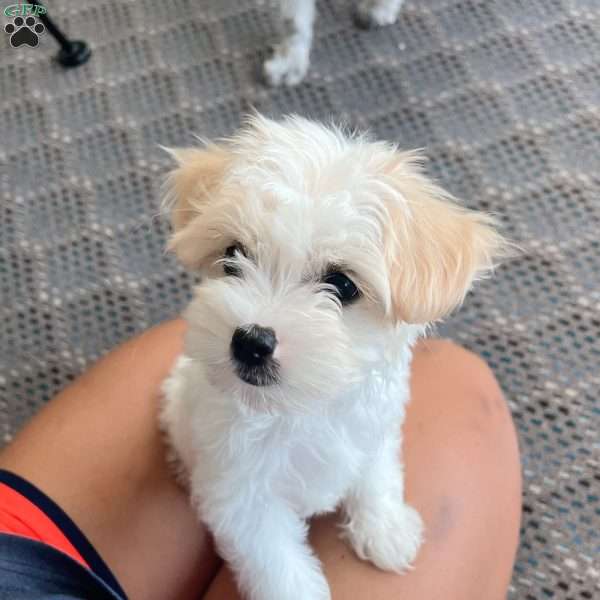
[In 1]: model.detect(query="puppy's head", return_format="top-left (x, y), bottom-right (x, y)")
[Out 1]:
top-left (164, 115), bottom-right (510, 414)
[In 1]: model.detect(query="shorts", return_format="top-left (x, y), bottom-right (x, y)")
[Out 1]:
top-left (0, 469), bottom-right (127, 599)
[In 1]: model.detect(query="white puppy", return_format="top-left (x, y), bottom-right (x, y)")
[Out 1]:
top-left (160, 115), bottom-right (508, 600)
top-left (265, 0), bottom-right (407, 86)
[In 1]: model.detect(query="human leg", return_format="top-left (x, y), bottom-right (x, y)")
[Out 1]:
top-left (0, 319), bottom-right (220, 600)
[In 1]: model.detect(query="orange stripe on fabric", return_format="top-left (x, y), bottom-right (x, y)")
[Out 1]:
top-left (0, 481), bottom-right (89, 568)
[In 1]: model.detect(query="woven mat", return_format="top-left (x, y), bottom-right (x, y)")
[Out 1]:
top-left (1, 0), bottom-right (599, 596)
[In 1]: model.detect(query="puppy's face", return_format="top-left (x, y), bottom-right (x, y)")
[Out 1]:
top-left (165, 116), bottom-right (509, 414)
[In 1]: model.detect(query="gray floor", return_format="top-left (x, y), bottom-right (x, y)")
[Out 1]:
top-left (1, 0), bottom-right (600, 597)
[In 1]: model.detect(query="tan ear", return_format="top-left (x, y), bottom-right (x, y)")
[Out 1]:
top-left (384, 153), bottom-right (512, 324)
top-left (162, 145), bottom-right (230, 267)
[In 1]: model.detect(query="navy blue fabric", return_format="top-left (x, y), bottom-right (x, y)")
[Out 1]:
top-left (0, 470), bottom-right (127, 599)
top-left (0, 534), bottom-right (124, 599)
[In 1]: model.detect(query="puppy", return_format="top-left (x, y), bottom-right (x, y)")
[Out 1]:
top-left (160, 115), bottom-right (509, 600)
top-left (265, 0), bottom-right (407, 86)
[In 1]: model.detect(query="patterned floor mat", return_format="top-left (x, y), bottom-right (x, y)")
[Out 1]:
top-left (1, 1), bottom-right (599, 597)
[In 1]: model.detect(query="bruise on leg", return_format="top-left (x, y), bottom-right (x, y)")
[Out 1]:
top-left (428, 495), bottom-right (460, 544)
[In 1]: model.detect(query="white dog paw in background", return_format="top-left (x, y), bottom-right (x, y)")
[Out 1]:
top-left (354, 0), bottom-right (406, 29)
top-left (265, 0), bottom-right (406, 86)
top-left (264, 0), bottom-right (314, 86)
top-left (264, 40), bottom-right (311, 87)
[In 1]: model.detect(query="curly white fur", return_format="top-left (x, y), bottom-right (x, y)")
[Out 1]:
top-left (160, 115), bottom-right (509, 600)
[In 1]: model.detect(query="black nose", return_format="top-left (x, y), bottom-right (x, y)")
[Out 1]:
top-left (231, 325), bottom-right (277, 367)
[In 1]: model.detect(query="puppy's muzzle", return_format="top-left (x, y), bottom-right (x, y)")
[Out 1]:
top-left (231, 325), bottom-right (279, 386)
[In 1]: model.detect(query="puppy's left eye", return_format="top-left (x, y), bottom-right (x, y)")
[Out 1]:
top-left (322, 271), bottom-right (360, 305)
top-left (223, 243), bottom-right (246, 277)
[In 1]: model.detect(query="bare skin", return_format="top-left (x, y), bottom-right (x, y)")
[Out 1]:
top-left (0, 319), bottom-right (521, 600)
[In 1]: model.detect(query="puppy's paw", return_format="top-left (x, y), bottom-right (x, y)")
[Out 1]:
top-left (263, 45), bottom-right (309, 86)
top-left (342, 502), bottom-right (424, 573)
top-left (298, 569), bottom-right (331, 600)
top-left (284, 555), bottom-right (331, 600)
top-left (249, 563), bottom-right (331, 600)
top-left (354, 1), bottom-right (403, 29)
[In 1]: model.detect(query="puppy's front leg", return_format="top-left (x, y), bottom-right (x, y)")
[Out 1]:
top-left (204, 493), bottom-right (330, 600)
top-left (264, 0), bottom-right (315, 86)
top-left (341, 432), bottom-right (423, 572)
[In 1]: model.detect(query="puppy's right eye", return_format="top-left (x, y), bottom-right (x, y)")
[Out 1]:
top-left (223, 243), bottom-right (245, 277)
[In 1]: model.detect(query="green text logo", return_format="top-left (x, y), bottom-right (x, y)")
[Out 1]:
top-left (4, 3), bottom-right (47, 17)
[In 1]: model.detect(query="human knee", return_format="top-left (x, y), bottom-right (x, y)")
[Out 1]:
top-left (422, 339), bottom-right (511, 419)
top-left (416, 338), bottom-right (521, 488)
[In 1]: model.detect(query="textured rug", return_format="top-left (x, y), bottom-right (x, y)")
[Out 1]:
top-left (1, 0), bottom-right (599, 597)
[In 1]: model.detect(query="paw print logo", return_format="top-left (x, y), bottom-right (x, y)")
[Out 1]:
top-left (4, 15), bottom-right (45, 48)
